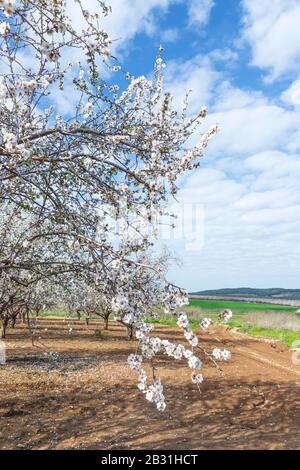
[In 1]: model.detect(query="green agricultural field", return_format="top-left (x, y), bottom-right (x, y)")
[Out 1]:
top-left (153, 299), bottom-right (300, 347)
top-left (188, 298), bottom-right (298, 312)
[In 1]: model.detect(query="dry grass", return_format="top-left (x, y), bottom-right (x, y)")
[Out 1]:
top-left (246, 311), bottom-right (300, 332)
top-left (184, 307), bottom-right (205, 319)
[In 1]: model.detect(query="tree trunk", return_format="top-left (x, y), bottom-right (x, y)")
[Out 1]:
top-left (127, 325), bottom-right (134, 340)
top-left (1, 318), bottom-right (8, 339)
top-left (104, 317), bottom-right (109, 330)
top-left (35, 307), bottom-right (42, 317)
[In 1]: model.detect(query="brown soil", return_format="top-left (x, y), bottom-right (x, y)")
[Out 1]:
top-left (0, 318), bottom-right (299, 450)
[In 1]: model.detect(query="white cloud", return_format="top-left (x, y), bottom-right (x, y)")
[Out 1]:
top-left (242, 0), bottom-right (300, 81)
top-left (208, 49), bottom-right (239, 63)
top-left (160, 28), bottom-right (180, 43)
top-left (207, 104), bottom-right (300, 156)
top-left (187, 0), bottom-right (215, 27)
top-left (162, 49), bottom-right (300, 290)
top-left (168, 149), bottom-right (300, 290)
top-left (281, 78), bottom-right (300, 107)
top-left (164, 53), bottom-right (300, 156)
top-left (212, 81), bottom-right (266, 111)
top-left (233, 189), bottom-right (298, 211)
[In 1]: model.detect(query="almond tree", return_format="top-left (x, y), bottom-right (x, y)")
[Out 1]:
top-left (0, 1), bottom-right (231, 410)
top-left (0, 201), bottom-right (90, 335)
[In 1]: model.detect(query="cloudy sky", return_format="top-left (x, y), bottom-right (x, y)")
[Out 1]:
top-left (86, 0), bottom-right (300, 291)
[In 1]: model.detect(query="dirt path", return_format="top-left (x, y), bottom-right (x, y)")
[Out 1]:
top-left (0, 318), bottom-right (299, 450)
top-left (220, 328), bottom-right (300, 380)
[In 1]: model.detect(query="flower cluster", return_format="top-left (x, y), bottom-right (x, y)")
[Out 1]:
top-left (137, 369), bottom-right (166, 411)
top-left (128, 360), bottom-right (166, 411)
top-left (127, 305), bottom-right (223, 408)
top-left (40, 42), bottom-right (61, 62)
top-left (200, 317), bottom-right (212, 329)
top-left (136, 330), bottom-right (200, 369)
top-left (192, 373), bottom-right (204, 385)
top-left (177, 312), bottom-right (189, 328)
top-left (137, 369), bottom-right (147, 390)
top-left (0, 21), bottom-right (10, 35)
top-left (163, 286), bottom-right (189, 314)
top-left (0, 0), bottom-right (15, 17)
top-left (212, 348), bottom-right (231, 361)
top-left (219, 309), bottom-right (233, 322)
top-left (0, 76), bottom-right (7, 104)
top-left (145, 379), bottom-right (166, 411)
top-left (46, 21), bottom-right (67, 35)
top-left (127, 353), bottom-right (143, 371)
top-left (187, 354), bottom-right (202, 369)
top-left (81, 102), bottom-right (94, 119)
top-left (173, 312), bottom-right (202, 368)
top-left (2, 131), bottom-right (18, 152)
top-left (111, 295), bottom-right (129, 311)
top-left (16, 79), bottom-right (38, 94)
top-left (180, 122), bottom-right (219, 171)
top-left (184, 329), bottom-right (198, 347)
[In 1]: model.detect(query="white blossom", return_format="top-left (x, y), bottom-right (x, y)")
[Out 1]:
top-left (212, 348), bottom-right (231, 361)
top-left (2, 131), bottom-right (18, 152)
top-left (0, 21), bottom-right (10, 35)
top-left (221, 349), bottom-right (231, 361)
top-left (177, 312), bottom-right (189, 329)
top-left (212, 348), bottom-right (222, 360)
top-left (0, 0), bottom-right (15, 17)
top-left (192, 373), bottom-right (204, 384)
top-left (127, 354), bottom-right (143, 371)
top-left (200, 317), bottom-right (212, 329)
top-left (184, 329), bottom-right (198, 347)
top-left (188, 355), bottom-right (202, 369)
top-left (219, 309), bottom-right (233, 322)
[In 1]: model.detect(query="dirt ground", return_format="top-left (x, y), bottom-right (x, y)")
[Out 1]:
top-left (0, 317), bottom-right (299, 450)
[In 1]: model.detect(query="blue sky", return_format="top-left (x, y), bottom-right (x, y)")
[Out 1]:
top-left (77, 0), bottom-right (300, 291)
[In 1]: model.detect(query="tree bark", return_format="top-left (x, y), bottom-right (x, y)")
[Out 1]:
top-left (1, 318), bottom-right (8, 339)
top-left (127, 325), bottom-right (134, 340)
